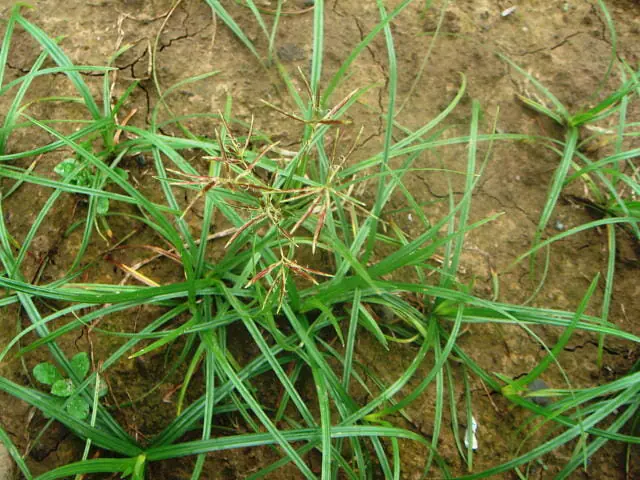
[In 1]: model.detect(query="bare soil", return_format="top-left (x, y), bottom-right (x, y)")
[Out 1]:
top-left (0, 0), bottom-right (639, 478)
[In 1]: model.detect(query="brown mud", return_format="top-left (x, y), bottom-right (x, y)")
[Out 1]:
top-left (0, 0), bottom-right (639, 478)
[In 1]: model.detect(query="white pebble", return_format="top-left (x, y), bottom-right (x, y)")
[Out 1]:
top-left (464, 416), bottom-right (479, 451)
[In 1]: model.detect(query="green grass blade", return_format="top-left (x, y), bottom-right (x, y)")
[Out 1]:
top-left (0, 423), bottom-right (32, 479)
top-left (0, 48), bottom-right (48, 152)
top-left (310, 0), bottom-right (324, 98)
top-left (443, 100), bottom-right (479, 286)
top-left (199, 330), bottom-right (317, 479)
top-left (322, 0), bottom-right (415, 104)
top-left (457, 383), bottom-right (639, 479)
top-left (15, 15), bottom-right (102, 120)
top-left (598, 225), bottom-right (616, 367)
top-left (313, 368), bottom-right (332, 479)
top-left (34, 458), bottom-right (137, 480)
top-left (0, 4), bottom-right (22, 88)
top-left (532, 126), bottom-right (579, 264)
top-left (497, 53), bottom-right (568, 123)
top-left (203, 0), bottom-right (261, 60)
top-left (504, 275), bottom-right (599, 397)
top-left (363, 0), bottom-right (397, 262)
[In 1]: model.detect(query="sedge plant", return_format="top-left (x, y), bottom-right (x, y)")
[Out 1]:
top-left (0, 1), bottom-right (638, 479)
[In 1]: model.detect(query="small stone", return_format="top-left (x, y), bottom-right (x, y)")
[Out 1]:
top-left (424, 11), bottom-right (460, 33)
top-left (527, 378), bottom-right (552, 406)
top-left (277, 44), bottom-right (306, 63)
top-left (444, 11), bottom-right (461, 33)
top-left (372, 304), bottom-right (395, 323)
top-left (31, 235), bottom-right (51, 256)
top-left (554, 220), bottom-right (566, 231)
top-left (581, 15), bottom-right (593, 26)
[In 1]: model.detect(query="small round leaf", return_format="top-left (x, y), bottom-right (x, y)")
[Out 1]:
top-left (66, 397), bottom-right (90, 420)
top-left (53, 158), bottom-right (78, 177)
top-left (70, 352), bottom-right (90, 378)
top-left (51, 379), bottom-right (74, 397)
top-left (33, 363), bottom-right (62, 386)
top-left (96, 197), bottom-right (110, 215)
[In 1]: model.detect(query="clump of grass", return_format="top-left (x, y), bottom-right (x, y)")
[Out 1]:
top-left (0, 1), bottom-right (638, 479)
top-left (498, 0), bottom-right (639, 379)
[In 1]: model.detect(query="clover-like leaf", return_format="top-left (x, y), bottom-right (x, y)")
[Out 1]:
top-left (96, 196), bottom-right (110, 215)
top-left (65, 397), bottom-right (90, 420)
top-left (53, 158), bottom-right (78, 178)
top-left (70, 352), bottom-right (90, 378)
top-left (51, 378), bottom-right (74, 397)
top-left (33, 362), bottom-right (63, 386)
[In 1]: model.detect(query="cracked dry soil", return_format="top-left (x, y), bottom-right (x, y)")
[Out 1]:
top-left (0, 0), bottom-right (639, 478)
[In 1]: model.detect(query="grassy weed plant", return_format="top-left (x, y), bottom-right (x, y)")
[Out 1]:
top-left (0, 1), bottom-right (637, 479)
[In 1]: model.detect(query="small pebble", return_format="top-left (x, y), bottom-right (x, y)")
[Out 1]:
top-left (463, 416), bottom-right (479, 451)
top-left (277, 44), bottom-right (306, 63)
top-left (527, 378), bottom-right (552, 406)
top-left (554, 220), bottom-right (566, 231)
top-left (501, 6), bottom-right (517, 17)
top-left (372, 304), bottom-right (395, 322)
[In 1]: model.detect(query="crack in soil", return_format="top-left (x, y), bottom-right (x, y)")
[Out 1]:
top-left (158, 9), bottom-right (212, 53)
top-left (563, 340), bottom-right (625, 355)
top-left (480, 190), bottom-right (538, 225)
top-left (416, 172), bottom-right (466, 198)
top-left (515, 31), bottom-right (587, 57)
